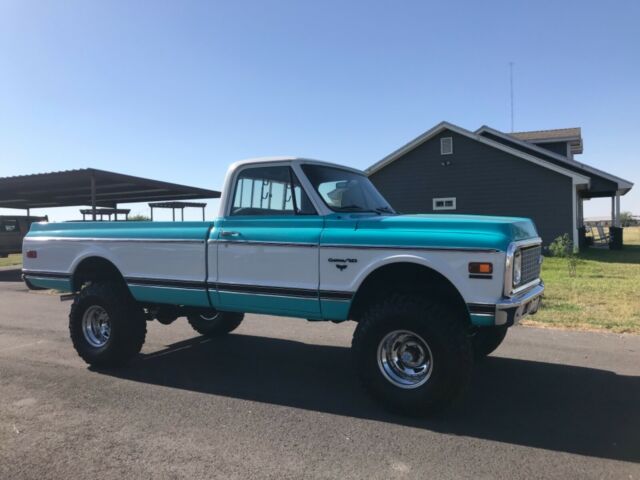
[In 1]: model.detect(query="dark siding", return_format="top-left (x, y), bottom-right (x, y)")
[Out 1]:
top-left (370, 130), bottom-right (574, 245)
top-left (480, 131), bottom-right (618, 195)
top-left (535, 141), bottom-right (568, 156)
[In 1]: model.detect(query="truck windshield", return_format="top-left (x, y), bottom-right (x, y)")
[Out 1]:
top-left (301, 164), bottom-right (395, 214)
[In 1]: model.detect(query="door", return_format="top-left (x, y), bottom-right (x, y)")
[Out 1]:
top-left (213, 165), bottom-right (323, 318)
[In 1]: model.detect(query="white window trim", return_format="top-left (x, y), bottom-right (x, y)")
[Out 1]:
top-left (440, 137), bottom-right (453, 155)
top-left (433, 197), bottom-right (456, 211)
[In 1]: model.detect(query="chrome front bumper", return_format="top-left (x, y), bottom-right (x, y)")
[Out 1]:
top-left (495, 281), bottom-right (544, 326)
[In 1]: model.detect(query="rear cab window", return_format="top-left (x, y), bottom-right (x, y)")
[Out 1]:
top-left (231, 166), bottom-right (316, 216)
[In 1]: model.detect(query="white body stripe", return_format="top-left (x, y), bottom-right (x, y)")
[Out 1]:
top-left (23, 236), bottom-right (507, 308)
top-left (320, 246), bottom-right (503, 305)
top-left (23, 238), bottom-right (207, 285)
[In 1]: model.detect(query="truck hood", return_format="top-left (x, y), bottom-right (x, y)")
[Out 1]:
top-left (346, 214), bottom-right (539, 252)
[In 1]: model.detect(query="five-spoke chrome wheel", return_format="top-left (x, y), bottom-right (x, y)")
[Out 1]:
top-left (377, 330), bottom-right (433, 389)
top-left (82, 305), bottom-right (111, 348)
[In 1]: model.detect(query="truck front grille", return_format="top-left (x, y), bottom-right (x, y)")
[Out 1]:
top-left (520, 245), bottom-right (542, 285)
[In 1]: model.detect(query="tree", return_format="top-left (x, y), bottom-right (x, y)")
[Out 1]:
top-left (619, 211), bottom-right (635, 227)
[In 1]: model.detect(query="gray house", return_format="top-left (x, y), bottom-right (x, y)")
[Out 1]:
top-left (367, 122), bottom-right (633, 246)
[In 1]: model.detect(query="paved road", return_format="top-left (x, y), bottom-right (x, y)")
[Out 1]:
top-left (1, 267), bottom-right (639, 479)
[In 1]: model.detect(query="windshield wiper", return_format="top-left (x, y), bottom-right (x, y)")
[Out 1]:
top-left (335, 204), bottom-right (372, 212)
top-left (374, 206), bottom-right (395, 214)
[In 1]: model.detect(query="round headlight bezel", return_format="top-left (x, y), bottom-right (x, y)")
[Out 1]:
top-left (513, 249), bottom-right (522, 286)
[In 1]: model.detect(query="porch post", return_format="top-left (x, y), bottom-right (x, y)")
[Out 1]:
top-left (571, 183), bottom-right (579, 251)
top-left (615, 192), bottom-right (621, 227)
top-left (611, 196), bottom-right (615, 227)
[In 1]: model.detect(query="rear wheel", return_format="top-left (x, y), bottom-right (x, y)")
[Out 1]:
top-left (472, 325), bottom-right (508, 360)
top-left (187, 311), bottom-right (244, 337)
top-left (69, 282), bottom-right (146, 367)
top-left (352, 295), bottom-right (473, 416)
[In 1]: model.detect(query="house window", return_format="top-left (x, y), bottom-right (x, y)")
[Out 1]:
top-left (440, 137), bottom-right (453, 155)
top-left (433, 197), bottom-right (456, 211)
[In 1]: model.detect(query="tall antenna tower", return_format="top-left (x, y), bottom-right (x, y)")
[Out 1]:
top-left (509, 61), bottom-right (515, 132)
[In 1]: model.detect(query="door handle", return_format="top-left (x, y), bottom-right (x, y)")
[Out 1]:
top-left (220, 231), bottom-right (241, 238)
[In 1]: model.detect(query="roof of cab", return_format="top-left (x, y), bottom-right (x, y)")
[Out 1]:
top-left (229, 156), bottom-right (365, 175)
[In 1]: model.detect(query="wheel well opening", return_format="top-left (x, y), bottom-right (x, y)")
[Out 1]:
top-left (349, 262), bottom-right (469, 322)
top-left (72, 257), bottom-right (126, 291)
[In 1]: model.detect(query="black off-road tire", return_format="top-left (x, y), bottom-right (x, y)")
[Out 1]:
top-left (187, 311), bottom-right (244, 337)
top-left (352, 295), bottom-right (473, 416)
top-left (69, 282), bottom-right (146, 367)
top-left (472, 325), bottom-right (508, 360)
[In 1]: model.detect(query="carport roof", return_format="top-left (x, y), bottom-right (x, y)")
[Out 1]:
top-left (0, 168), bottom-right (221, 210)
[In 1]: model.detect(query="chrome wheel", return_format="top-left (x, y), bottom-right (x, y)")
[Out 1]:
top-left (82, 305), bottom-right (111, 348)
top-left (377, 330), bottom-right (433, 389)
top-left (199, 312), bottom-right (220, 322)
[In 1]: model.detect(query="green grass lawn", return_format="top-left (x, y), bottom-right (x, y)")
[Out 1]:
top-left (524, 226), bottom-right (640, 333)
top-left (0, 254), bottom-right (22, 267)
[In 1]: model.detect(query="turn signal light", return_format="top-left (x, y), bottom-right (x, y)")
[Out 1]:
top-left (469, 262), bottom-right (492, 274)
top-left (26, 250), bottom-right (38, 259)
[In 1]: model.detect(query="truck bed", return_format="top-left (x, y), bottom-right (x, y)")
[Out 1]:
top-left (23, 221), bottom-right (215, 307)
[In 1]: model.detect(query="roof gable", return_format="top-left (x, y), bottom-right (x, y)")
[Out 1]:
top-left (476, 126), bottom-right (633, 194)
top-left (367, 121), bottom-right (591, 185)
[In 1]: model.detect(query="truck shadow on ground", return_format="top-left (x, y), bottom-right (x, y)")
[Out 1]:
top-left (99, 333), bottom-right (640, 463)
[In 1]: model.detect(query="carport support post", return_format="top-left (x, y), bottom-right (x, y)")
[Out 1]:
top-left (615, 192), bottom-right (621, 227)
top-left (90, 174), bottom-right (97, 221)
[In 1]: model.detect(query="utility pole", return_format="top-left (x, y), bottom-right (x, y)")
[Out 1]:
top-left (509, 61), bottom-right (515, 132)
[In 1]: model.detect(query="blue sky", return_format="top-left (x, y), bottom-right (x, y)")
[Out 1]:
top-left (1, 0), bottom-right (638, 221)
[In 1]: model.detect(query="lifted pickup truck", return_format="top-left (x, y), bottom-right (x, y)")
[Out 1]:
top-left (23, 157), bottom-right (543, 415)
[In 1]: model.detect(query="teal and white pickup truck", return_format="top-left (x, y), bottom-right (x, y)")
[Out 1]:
top-left (23, 157), bottom-right (543, 414)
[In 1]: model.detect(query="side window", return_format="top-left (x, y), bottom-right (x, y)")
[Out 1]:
top-left (231, 166), bottom-right (316, 216)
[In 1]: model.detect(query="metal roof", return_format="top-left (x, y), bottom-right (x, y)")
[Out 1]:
top-left (0, 168), bottom-right (221, 210)
top-left (511, 127), bottom-right (581, 142)
top-left (511, 127), bottom-right (583, 154)
top-left (148, 201), bottom-right (207, 208)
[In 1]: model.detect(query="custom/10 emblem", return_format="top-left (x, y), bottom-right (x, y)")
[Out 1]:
top-left (328, 258), bottom-right (357, 271)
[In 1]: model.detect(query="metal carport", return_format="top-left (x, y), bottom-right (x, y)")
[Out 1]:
top-left (0, 168), bottom-right (220, 220)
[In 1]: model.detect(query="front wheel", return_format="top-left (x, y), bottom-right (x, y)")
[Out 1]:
top-left (352, 295), bottom-right (473, 416)
top-left (187, 310), bottom-right (244, 337)
top-left (472, 325), bottom-right (508, 360)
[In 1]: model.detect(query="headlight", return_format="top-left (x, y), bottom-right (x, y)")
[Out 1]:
top-left (513, 250), bottom-right (522, 286)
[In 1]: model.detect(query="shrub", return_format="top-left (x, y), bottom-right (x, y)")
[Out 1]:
top-left (127, 214), bottom-right (151, 221)
top-left (549, 233), bottom-right (578, 277)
